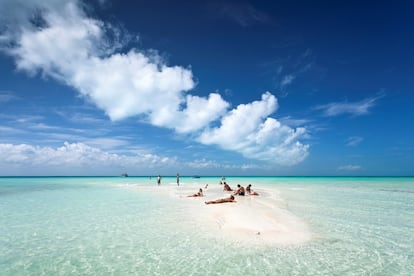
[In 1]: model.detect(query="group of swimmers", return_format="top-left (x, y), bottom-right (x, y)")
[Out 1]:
top-left (187, 180), bottom-right (259, 204)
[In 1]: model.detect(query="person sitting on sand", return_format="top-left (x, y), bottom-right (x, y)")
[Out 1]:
top-left (205, 195), bottom-right (236, 204)
top-left (223, 183), bottom-right (232, 191)
top-left (246, 184), bottom-right (259, 196)
top-left (233, 184), bottom-right (245, 196)
top-left (187, 188), bottom-right (203, 197)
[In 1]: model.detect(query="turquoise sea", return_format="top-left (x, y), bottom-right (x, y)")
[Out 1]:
top-left (0, 176), bottom-right (413, 275)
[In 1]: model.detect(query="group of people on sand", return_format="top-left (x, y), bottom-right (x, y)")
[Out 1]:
top-left (222, 182), bottom-right (259, 196)
top-left (186, 180), bottom-right (259, 204)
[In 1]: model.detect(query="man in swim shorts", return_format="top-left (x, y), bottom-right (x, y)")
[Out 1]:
top-left (233, 184), bottom-right (245, 196)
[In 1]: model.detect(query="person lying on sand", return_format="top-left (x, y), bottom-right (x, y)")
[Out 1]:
top-left (246, 184), bottom-right (259, 196)
top-left (205, 195), bottom-right (236, 204)
top-left (223, 183), bottom-right (232, 191)
top-left (233, 184), bottom-right (245, 196)
top-left (187, 188), bottom-right (203, 197)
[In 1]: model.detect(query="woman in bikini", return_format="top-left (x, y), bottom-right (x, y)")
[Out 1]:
top-left (205, 195), bottom-right (236, 204)
top-left (187, 188), bottom-right (203, 197)
top-left (246, 184), bottom-right (259, 196)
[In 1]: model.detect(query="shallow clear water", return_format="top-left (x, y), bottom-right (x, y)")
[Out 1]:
top-left (1, 176), bottom-right (413, 275)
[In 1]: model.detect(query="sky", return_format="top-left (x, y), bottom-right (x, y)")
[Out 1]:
top-left (0, 0), bottom-right (413, 176)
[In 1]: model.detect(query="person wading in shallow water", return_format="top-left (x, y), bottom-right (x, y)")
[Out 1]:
top-left (176, 173), bottom-right (180, 186)
top-left (157, 175), bottom-right (161, 185)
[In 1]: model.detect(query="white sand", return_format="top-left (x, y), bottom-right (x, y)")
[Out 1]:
top-left (175, 183), bottom-right (312, 246)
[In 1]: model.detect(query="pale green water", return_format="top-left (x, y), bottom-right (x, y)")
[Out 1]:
top-left (0, 177), bottom-right (413, 275)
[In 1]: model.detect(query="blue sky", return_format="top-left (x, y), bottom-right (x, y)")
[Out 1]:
top-left (0, 0), bottom-right (413, 176)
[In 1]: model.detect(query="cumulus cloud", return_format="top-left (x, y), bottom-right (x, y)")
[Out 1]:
top-left (4, 4), bottom-right (200, 122)
top-left (152, 92), bottom-right (229, 133)
top-left (0, 0), bottom-right (308, 166)
top-left (0, 142), bottom-right (259, 174)
top-left (198, 92), bottom-right (309, 164)
top-left (0, 0), bottom-right (232, 133)
top-left (0, 142), bottom-right (175, 169)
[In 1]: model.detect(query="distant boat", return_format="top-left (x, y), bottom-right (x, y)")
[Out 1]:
top-left (192, 175), bottom-right (200, 178)
top-left (121, 173), bottom-right (128, 177)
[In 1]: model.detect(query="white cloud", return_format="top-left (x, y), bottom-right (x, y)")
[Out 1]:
top-left (0, 126), bottom-right (25, 134)
top-left (1, 0), bottom-right (229, 131)
top-left (0, 0), bottom-right (309, 166)
top-left (170, 158), bottom-right (260, 171)
top-left (0, 142), bottom-right (175, 170)
top-left (214, 2), bottom-right (271, 27)
top-left (151, 92), bottom-right (229, 133)
top-left (279, 116), bottom-right (312, 127)
top-left (272, 49), bottom-right (315, 97)
top-left (82, 137), bottom-right (130, 150)
top-left (280, 74), bottom-right (295, 89)
top-left (337, 165), bottom-right (362, 171)
top-left (12, 13), bottom-right (197, 121)
top-left (0, 92), bottom-right (18, 103)
top-left (186, 159), bottom-right (221, 169)
top-left (198, 92), bottom-right (309, 165)
top-left (0, 142), bottom-right (264, 175)
top-left (346, 136), bottom-right (363, 147)
top-left (315, 95), bottom-right (383, 117)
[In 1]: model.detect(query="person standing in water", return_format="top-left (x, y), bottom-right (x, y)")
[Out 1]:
top-left (157, 175), bottom-right (161, 185)
top-left (176, 173), bottom-right (180, 186)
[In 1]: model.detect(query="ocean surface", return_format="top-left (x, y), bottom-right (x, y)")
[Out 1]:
top-left (0, 176), bottom-right (413, 275)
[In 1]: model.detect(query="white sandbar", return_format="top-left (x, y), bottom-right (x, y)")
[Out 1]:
top-left (175, 182), bottom-right (312, 246)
